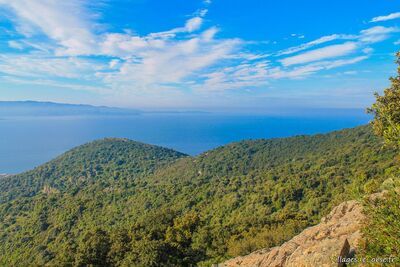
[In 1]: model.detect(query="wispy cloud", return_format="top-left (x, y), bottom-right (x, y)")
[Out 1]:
top-left (0, 54), bottom-right (104, 79)
top-left (0, 0), bottom-right (399, 100)
top-left (277, 34), bottom-right (356, 56)
top-left (198, 60), bottom-right (270, 91)
top-left (147, 16), bottom-right (205, 39)
top-left (359, 26), bottom-right (399, 43)
top-left (278, 25), bottom-right (397, 68)
top-left (4, 76), bottom-right (108, 93)
top-left (271, 56), bottom-right (368, 79)
top-left (278, 25), bottom-right (398, 59)
top-left (7, 40), bottom-right (25, 50)
top-left (0, 0), bottom-right (245, 93)
top-left (280, 42), bottom-right (358, 66)
top-left (0, 0), bottom-right (97, 55)
top-left (370, 12), bottom-right (400, 23)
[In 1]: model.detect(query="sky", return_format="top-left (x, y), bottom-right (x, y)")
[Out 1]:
top-left (0, 0), bottom-right (399, 112)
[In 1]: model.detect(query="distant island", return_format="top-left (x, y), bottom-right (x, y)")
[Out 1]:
top-left (0, 101), bottom-right (141, 117)
top-left (0, 101), bottom-right (212, 117)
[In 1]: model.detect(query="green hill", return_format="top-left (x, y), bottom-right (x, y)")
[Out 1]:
top-left (0, 138), bottom-right (187, 203)
top-left (0, 126), bottom-right (398, 266)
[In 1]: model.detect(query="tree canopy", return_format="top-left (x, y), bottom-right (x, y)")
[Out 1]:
top-left (362, 52), bottom-right (400, 262)
top-left (368, 52), bottom-right (400, 148)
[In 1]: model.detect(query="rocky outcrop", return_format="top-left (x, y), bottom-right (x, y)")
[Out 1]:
top-left (221, 200), bottom-right (364, 267)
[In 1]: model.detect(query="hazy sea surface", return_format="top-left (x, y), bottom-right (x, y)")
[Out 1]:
top-left (0, 112), bottom-right (370, 174)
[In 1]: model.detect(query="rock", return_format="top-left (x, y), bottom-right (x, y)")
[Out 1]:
top-left (221, 200), bottom-right (364, 267)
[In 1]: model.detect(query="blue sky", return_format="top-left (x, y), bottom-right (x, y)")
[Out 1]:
top-left (0, 0), bottom-right (399, 112)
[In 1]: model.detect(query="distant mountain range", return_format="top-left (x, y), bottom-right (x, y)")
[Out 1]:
top-left (0, 101), bottom-right (211, 117)
top-left (0, 101), bottom-right (141, 117)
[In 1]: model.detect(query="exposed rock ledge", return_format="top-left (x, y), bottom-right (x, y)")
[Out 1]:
top-left (221, 200), bottom-right (364, 267)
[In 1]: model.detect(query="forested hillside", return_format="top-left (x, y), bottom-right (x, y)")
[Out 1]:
top-left (0, 126), bottom-right (398, 266)
top-left (0, 139), bottom-right (187, 203)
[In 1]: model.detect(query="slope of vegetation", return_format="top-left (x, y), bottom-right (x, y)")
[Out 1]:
top-left (0, 126), bottom-right (398, 266)
top-left (361, 52), bottom-right (400, 262)
top-left (0, 138), bottom-right (187, 203)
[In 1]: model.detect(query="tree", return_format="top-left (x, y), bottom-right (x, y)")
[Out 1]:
top-left (368, 52), bottom-right (400, 148)
top-left (362, 52), bottom-right (400, 262)
top-left (107, 229), bottom-right (131, 266)
top-left (362, 190), bottom-right (400, 259)
top-left (75, 228), bottom-right (111, 267)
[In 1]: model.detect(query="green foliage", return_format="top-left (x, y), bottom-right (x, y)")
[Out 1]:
top-left (360, 54), bottom-right (400, 263)
top-left (0, 138), bottom-right (186, 203)
top-left (361, 190), bottom-right (400, 261)
top-left (0, 126), bottom-right (397, 266)
top-left (76, 228), bottom-right (111, 267)
top-left (368, 52), bottom-right (400, 148)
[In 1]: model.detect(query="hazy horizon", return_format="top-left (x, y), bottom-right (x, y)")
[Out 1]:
top-left (0, 99), bottom-right (373, 116)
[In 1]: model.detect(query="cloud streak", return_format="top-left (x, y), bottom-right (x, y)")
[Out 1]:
top-left (276, 34), bottom-right (356, 56)
top-left (370, 12), bottom-right (400, 23)
top-left (280, 42), bottom-right (358, 66)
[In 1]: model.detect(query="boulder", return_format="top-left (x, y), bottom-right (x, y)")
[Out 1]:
top-left (221, 200), bottom-right (364, 267)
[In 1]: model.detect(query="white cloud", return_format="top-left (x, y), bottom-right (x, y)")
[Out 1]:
top-left (277, 26), bottom-right (397, 58)
top-left (370, 12), bottom-right (400, 23)
top-left (185, 17), bottom-right (203, 32)
top-left (201, 27), bottom-right (219, 41)
top-left (198, 9), bottom-right (208, 17)
top-left (280, 42), bottom-right (358, 66)
top-left (290, 33), bottom-right (305, 39)
top-left (271, 56), bottom-right (367, 79)
top-left (359, 26), bottom-right (399, 43)
top-left (395, 39), bottom-right (400, 45)
top-left (198, 61), bottom-right (270, 91)
top-left (149, 16), bottom-right (204, 40)
top-left (0, 0), bottom-right (250, 97)
top-left (343, 71), bottom-right (358, 75)
top-left (199, 55), bottom-right (369, 89)
top-left (362, 47), bottom-right (374, 54)
top-left (0, 0), bottom-right (97, 55)
top-left (99, 33), bottom-right (151, 58)
top-left (278, 26), bottom-right (397, 68)
top-left (4, 76), bottom-right (107, 93)
top-left (8, 40), bottom-right (25, 50)
top-left (109, 59), bottom-right (120, 69)
top-left (276, 34), bottom-right (356, 56)
top-left (0, 54), bottom-right (104, 79)
top-left (99, 37), bottom-right (241, 91)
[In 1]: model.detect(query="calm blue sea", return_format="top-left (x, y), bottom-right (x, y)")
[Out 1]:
top-left (0, 112), bottom-right (370, 174)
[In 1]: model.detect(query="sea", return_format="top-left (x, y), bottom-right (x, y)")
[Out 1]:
top-left (0, 112), bottom-right (370, 174)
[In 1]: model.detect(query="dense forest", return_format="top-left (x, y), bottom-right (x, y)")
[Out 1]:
top-left (0, 125), bottom-right (398, 266)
